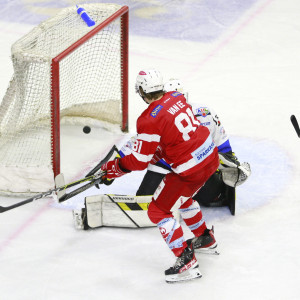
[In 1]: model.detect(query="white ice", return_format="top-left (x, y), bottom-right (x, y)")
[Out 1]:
top-left (0, 0), bottom-right (300, 299)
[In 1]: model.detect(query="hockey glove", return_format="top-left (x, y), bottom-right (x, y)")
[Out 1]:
top-left (96, 177), bottom-right (114, 188)
top-left (221, 162), bottom-right (251, 187)
top-left (218, 152), bottom-right (240, 169)
top-left (219, 152), bottom-right (251, 187)
top-left (100, 158), bottom-right (131, 181)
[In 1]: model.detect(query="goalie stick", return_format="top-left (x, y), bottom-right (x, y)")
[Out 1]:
top-left (290, 115), bottom-right (300, 138)
top-left (0, 145), bottom-right (119, 213)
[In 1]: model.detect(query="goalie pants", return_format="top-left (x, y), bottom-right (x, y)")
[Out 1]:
top-left (137, 170), bottom-right (226, 206)
top-left (147, 159), bottom-right (218, 257)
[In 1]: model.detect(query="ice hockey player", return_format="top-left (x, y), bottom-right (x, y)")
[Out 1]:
top-left (98, 69), bottom-right (220, 283)
top-left (120, 79), bottom-right (251, 215)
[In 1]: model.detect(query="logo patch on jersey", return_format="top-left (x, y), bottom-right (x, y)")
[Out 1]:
top-left (192, 136), bottom-right (215, 164)
top-left (151, 105), bottom-right (163, 118)
top-left (171, 92), bottom-right (182, 97)
top-left (139, 71), bottom-right (147, 75)
top-left (195, 107), bottom-right (211, 117)
top-left (201, 122), bottom-right (210, 126)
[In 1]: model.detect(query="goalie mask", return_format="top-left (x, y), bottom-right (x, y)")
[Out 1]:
top-left (164, 78), bottom-right (183, 93)
top-left (135, 69), bottom-right (164, 103)
top-left (164, 78), bottom-right (188, 101)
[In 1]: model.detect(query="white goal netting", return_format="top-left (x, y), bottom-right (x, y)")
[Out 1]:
top-left (0, 3), bottom-right (128, 195)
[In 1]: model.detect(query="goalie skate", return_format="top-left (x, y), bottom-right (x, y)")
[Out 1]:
top-left (187, 226), bottom-right (220, 255)
top-left (165, 246), bottom-right (202, 283)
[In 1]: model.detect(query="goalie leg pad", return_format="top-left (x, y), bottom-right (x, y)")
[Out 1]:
top-left (73, 208), bottom-right (89, 230)
top-left (83, 195), bottom-right (160, 229)
top-left (85, 195), bottom-right (103, 228)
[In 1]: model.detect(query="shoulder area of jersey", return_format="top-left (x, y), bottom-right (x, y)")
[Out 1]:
top-left (190, 103), bottom-right (212, 117)
top-left (145, 91), bottom-right (184, 119)
top-left (164, 91), bottom-right (185, 101)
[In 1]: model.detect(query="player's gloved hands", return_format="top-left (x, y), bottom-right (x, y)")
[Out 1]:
top-left (95, 177), bottom-right (114, 188)
top-left (94, 163), bottom-right (116, 188)
top-left (100, 158), bottom-right (131, 181)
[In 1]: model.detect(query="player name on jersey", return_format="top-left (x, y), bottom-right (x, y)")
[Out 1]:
top-left (167, 100), bottom-right (186, 115)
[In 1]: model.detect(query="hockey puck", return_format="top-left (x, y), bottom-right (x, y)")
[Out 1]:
top-left (83, 126), bottom-right (91, 134)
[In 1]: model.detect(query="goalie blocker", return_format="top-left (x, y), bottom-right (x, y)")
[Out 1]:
top-left (73, 194), bottom-right (180, 230)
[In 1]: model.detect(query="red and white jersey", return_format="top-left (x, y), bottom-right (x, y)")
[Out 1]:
top-left (120, 92), bottom-right (218, 176)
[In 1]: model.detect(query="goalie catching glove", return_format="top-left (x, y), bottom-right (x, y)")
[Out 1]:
top-left (218, 152), bottom-right (251, 187)
top-left (100, 158), bottom-right (131, 182)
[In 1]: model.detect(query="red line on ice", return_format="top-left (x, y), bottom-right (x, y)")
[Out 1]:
top-left (0, 200), bottom-right (52, 253)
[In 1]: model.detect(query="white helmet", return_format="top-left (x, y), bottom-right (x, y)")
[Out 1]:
top-left (163, 78), bottom-right (183, 93)
top-left (135, 69), bottom-right (164, 95)
top-left (164, 78), bottom-right (188, 101)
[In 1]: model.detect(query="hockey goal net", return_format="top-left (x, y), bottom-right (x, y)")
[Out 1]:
top-left (0, 3), bottom-right (128, 195)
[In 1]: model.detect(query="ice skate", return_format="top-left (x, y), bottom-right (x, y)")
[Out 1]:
top-left (187, 226), bottom-right (219, 255)
top-left (165, 246), bottom-right (202, 283)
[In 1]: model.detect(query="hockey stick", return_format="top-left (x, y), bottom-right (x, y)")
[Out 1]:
top-left (290, 115), bottom-right (300, 138)
top-left (85, 145), bottom-right (119, 177)
top-left (0, 174), bottom-right (103, 213)
top-left (58, 179), bottom-right (99, 202)
top-left (57, 145), bottom-right (120, 202)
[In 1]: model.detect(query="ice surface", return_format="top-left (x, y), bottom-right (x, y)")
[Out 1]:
top-left (0, 1), bottom-right (300, 299)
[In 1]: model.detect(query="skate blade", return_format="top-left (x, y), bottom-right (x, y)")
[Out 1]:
top-left (165, 267), bottom-right (202, 284)
top-left (194, 248), bottom-right (220, 255)
top-left (194, 243), bottom-right (220, 255)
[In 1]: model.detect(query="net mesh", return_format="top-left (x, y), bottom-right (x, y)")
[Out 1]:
top-left (0, 3), bottom-right (125, 194)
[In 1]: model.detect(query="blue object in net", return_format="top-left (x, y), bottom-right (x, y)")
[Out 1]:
top-left (76, 5), bottom-right (95, 27)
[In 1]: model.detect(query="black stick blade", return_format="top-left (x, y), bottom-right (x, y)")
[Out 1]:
top-left (291, 115), bottom-right (300, 138)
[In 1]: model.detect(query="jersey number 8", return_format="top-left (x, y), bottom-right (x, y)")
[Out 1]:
top-left (175, 108), bottom-right (200, 141)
